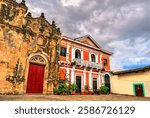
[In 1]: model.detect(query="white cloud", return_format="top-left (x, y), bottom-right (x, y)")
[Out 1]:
top-left (60, 0), bottom-right (84, 7)
top-left (16, 0), bottom-right (150, 71)
top-left (110, 37), bottom-right (150, 70)
top-left (27, 5), bottom-right (43, 17)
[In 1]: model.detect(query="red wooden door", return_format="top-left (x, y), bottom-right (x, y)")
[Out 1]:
top-left (135, 85), bottom-right (144, 97)
top-left (26, 63), bottom-right (45, 93)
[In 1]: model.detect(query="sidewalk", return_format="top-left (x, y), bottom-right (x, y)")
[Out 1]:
top-left (0, 94), bottom-right (150, 101)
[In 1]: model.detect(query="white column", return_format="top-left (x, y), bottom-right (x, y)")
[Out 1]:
top-left (96, 54), bottom-right (98, 63)
top-left (98, 71), bottom-right (101, 89)
top-left (89, 69), bottom-right (92, 90)
top-left (66, 45), bottom-right (70, 62)
top-left (72, 48), bottom-right (75, 61)
top-left (71, 66), bottom-right (75, 83)
top-left (101, 73), bottom-right (104, 85)
top-left (66, 68), bottom-right (70, 85)
top-left (81, 50), bottom-right (83, 60)
top-left (83, 67), bottom-right (86, 88)
top-left (89, 52), bottom-right (91, 62)
top-left (100, 55), bottom-right (102, 64)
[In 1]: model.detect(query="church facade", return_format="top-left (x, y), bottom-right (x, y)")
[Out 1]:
top-left (0, 0), bottom-right (61, 94)
top-left (0, 0), bottom-right (112, 95)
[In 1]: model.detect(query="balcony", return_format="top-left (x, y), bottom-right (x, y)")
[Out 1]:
top-left (73, 58), bottom-right (102, 69)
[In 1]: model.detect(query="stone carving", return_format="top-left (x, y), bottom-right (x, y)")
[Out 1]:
top-left (0, 3), bottom-right (19, 22)
top-left (0, 0), bottom-right (61, 94)
top-left (8, 33), bottom-right (16, 48)
top-left (6, 59), bottom-right (25, 83)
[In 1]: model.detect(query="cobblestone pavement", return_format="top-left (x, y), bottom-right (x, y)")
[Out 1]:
top-left (0, 94), bottom-right (150, 101)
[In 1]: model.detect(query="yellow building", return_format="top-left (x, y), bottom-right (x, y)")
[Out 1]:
top-left (0, 0), bottom-right (61, 94)
top-left (112, 66), bottom-right (150, 97)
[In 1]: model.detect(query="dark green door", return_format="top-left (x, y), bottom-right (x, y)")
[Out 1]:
top-left (93, 78), bottom-right (97, 93)
top-left (104, 74), bottom-right (111, 93)
top-left (76, 76), bottom-right (81, 93)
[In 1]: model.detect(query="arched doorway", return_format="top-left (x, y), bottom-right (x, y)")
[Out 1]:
top-left (26, 56), bottom-right (46, 94)
top-left (104, 74), bottom-right (111, 93)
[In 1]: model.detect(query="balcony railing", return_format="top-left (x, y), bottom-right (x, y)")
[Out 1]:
top-left (73, 58), bottom-right (102, 69)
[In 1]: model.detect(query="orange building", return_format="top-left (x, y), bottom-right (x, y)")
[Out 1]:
top-left (59, 35), bottom-right (112, 93)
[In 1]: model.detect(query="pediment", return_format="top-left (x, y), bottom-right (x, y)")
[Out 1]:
top-left (75, 35), bottom-right (101, 48)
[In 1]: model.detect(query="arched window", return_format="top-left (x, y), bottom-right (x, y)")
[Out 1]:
top-left (75, 49), bottom-right (81, 59)
top-left (104, 74), bottom-right (111, 93)
top-left (91, 54), bottom-right (96, 62)
top-left (30, 55), bottom-right (46, 65)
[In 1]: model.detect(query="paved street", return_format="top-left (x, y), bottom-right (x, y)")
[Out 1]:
top-left (0, 94), bottom-right (150, 101)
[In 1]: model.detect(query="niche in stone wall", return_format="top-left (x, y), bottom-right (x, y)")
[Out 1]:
top-left (18, 9), bottom-right (25, 17)
top-left (37, 35), bottom-right (44, 45)
top-left (8, 32), bottom-right (16, 48)
top-left (32, 22), bottom-right (39, 32)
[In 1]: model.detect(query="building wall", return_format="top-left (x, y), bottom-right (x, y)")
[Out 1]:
top-left (59, 37), bottom-right (112, 92)
top-left (59, 66), bottom-right (103, 91)
top-left (0, 0), bottom-right (111, 94)
top-left (101, 55), bottom-right (110, 70)
top-left (0, 0), bottom-right (61, 94)
top-left (111, 70), bottom-right (150, 97)
top-left (60, 38), bottom-right (111, 70)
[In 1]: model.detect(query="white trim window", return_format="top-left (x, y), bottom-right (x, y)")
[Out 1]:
top-left (91, 54), bottom-right (96, 62)
top-left (75, 49), bottom-right (81, 59)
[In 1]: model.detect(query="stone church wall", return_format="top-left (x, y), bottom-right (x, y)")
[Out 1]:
top-left (0, 0), bottom-right (61, 94)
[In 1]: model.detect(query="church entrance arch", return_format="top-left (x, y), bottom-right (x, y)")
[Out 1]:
top-left (26, 56), bottom-right (46, 93)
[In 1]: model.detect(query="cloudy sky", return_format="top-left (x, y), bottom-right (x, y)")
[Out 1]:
top-left (17, 0), bottom-right (150, 71)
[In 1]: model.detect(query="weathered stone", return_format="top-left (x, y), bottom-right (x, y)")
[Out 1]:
top-left (0, 0), bottom-right (61, 94)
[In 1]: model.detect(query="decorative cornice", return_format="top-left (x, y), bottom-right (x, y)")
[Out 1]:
top-left (0, 22), bottom-right (36, 37)
top-left (62, 36), bottom-right (113, 55)
top-left (1, 0), bottom-right (28, 11)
